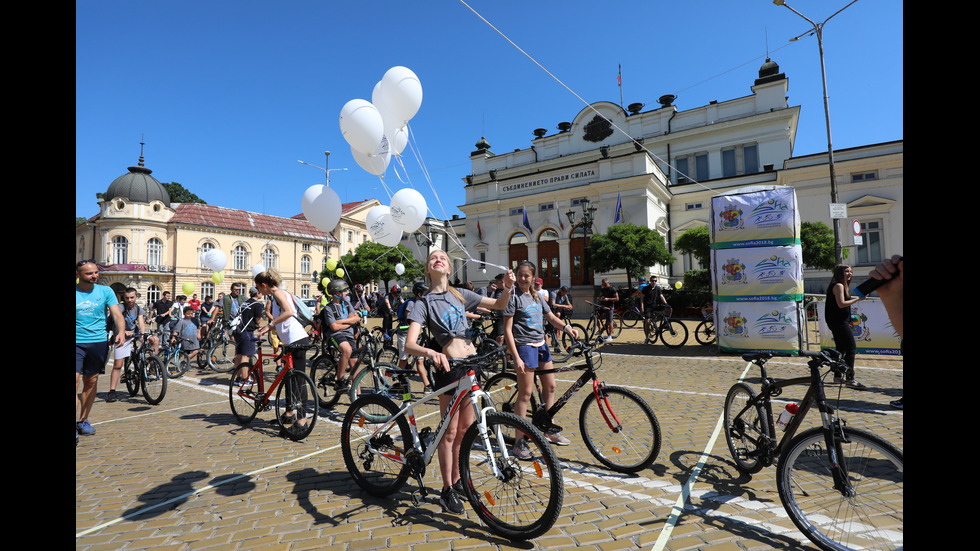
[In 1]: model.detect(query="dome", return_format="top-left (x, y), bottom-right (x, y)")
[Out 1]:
top-left (104, 154), bottom-right (171, 207)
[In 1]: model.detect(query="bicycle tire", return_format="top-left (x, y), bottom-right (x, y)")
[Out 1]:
top-left (482, 372), bottom-right (534, 418)
top-left (643, 321), bottom-right (660, 345)
top-left (459, 411), bottom-right (564, 541)
top-left (579, 386), bottom-right (661, 473)
top-left (694, 320), bottom-right (716, 346)
top-left (376, 345), bottom-right (398, 366)
top-left (341, 394), bottom-right (414, 497)
top-left (609, 314), bottom-right (623, 339)
top-left (275, 370), bottom-right (318, 441)
top-left (723, 382), bottom-right (769, 474)
top-left (560, 323), bottom-right (587, 355)
top-left (197, 338), bottom-right (212, 368)
top-left (777, 426), bottom-right (904, 551)
top-left (229, 362), bottom-right (260, 425)
top-left (309, 355), bottom-right (344, 409)
top-left (172, 351), bottom-right (191, 378)
top-left (141, 355), bottom-right (168, 405)
top-left (124, 358), bottom-right (141, 397)
top-left (208, 340), bottom-right (236, 373)
top-left (547, 328), bottom-right (574, 364)
top-left (658, 320), bottom-right (688, 348)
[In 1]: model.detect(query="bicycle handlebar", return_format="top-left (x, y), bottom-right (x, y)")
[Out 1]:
top-left (741, 349), bottom-right (846, 375)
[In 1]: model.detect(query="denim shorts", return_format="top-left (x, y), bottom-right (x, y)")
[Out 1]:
top-left (516, 343), bottom-right (552, 369)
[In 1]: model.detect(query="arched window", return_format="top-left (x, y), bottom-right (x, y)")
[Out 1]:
top-left (234, 245), bottom-right (248, 271)
top-left (508, 232), bottom-right (528, 271)
top-left (537, 229), bottom-right (560, 288)
top-left (112, 236), bottom-right (128, 265)
top-left (262, 248), bottom-right (277, 271)
top-left (147, 238), bottom-right (163, 267)
top-left (200, 242), bottom-right (215, 269)
top-left (146, 285), bottom-right (161, 306)
top-left (301, 255), bottom-right (311, 274)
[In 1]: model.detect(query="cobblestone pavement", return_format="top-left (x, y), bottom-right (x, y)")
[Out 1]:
top-left (76, 321), bottom-right (903, 550)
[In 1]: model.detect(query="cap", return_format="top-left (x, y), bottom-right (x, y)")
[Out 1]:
top-left (534, 278), bottom-right (543, 285)
top-left (248, 286), bottom-right (259, 296)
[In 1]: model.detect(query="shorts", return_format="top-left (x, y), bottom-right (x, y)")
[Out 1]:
top-left (113, 338), bottom-right (134, 360)
top-left (235, 331), bottom-right (256, 356)
top-left (76, 342), bottom-right (109, 376)
top-left (396, 330), bottom-right (410, 361)
top-left (516, 343), bottom-right (552, 370)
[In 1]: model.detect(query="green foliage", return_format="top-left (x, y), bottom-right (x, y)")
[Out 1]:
top-left (588, 223), bottom-right (674, 289)
top-left (800, 221), bottom-right (848, 270)
top-left (162, 182), bottom-right (207, 204)
top-left (674, 226), bottom-right (712, 291)
top-left (338, 241), bottom-right (426, 290)
top-left (682, 269), bottom-right (711, 292)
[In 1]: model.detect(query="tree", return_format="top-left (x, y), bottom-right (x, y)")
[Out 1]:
top-left (673, 226), bottom-right (712, 290)
top-left (587, 223), bottom-right (674, 290)
top-left (800, 221), bottom-right (848, 270)
top-left (338, 241), bottom-right (426, 291)
top-left (162, 182), bottom-right (207, 204)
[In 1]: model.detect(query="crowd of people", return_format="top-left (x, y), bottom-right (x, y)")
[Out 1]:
top-left (77, 253), bottom-right (903, 506)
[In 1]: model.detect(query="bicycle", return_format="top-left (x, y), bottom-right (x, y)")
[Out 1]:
top-left (206, 324), bottom-right (237, 373)
top-left (542, 322), bottom-right (574, 364)
top-left (642, 307), bottom-right (689, 348)
top-left (119, 334), bottom-right (168, 405)
top-left (229, 338), bottom-right (319, 441)
top-left (723, 349), bottom-right (903, 551)
top-left (616, 298), bottom-right (645, 328)
top-left (484, 337), bottom-right (661, 473)
top-left (341, 345), bottom-right (564, 541)
top-left (196, 320), bottom-right (219, 369)
top-left (581, 300), bottom-right (622, 341)
top-left (693, 308), bottom-right (716, 346)
top-left (159, 337), bottom-right (191, 379)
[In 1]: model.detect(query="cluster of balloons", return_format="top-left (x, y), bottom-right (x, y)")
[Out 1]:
top-left (364, 187), bottom-right (427, 247)
top-left (340, 66), bottom-right (422, 177)
top-left (321, 259), bottom-right (345, 287)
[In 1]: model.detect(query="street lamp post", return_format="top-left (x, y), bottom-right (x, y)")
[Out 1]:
top-left (298, 151), bottom-right (349, 273)
top-left (773, 0), bottom-right (858, 265)
top-left (566, 197), bottom-right (598, 285)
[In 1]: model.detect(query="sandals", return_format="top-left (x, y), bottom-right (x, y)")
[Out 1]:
top-left (832, 377), bottom-right (867, 389)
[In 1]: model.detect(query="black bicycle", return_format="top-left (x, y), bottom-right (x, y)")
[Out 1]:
top-left (120, 334), bottom-right (168, 405)
top-left (484, 337), bottom-right (661, 473)
top-left (642, 308), bottom-right (688, 348)
top-left (724, 349), bottom-right (903, 551)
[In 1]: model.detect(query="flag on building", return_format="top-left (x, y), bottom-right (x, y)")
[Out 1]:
top-left (522, 205), bottom-right (532, 232)
top-left (618, 64), bottom-right (622, 87)
top-left (614, 192), bottom-right (623, 223)
top-left (477, 219), bottom-right (483, 240)
top-left (556, 207), bottom-right (564, 231)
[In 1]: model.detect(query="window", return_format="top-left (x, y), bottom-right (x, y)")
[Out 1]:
top-left (112, 236), bottom-right (128, 265)
top-left (146, 285), bottom-right (161, 305)
top-left (851, 171), bottom-right (878, 183)
top-left (302, 243), bottom-right (311, 252)
top-left (538, 203), bottom-right (555, 212)
top-left (509, 207), bottom-right (525, 216)
top-left (200, 242), bottom-right (215, 268)
top-left (676, 157), bottom-right (691, 183)
top-left (743, 144), bottom-right (759, 174)
top-left (202, 282), bottom-right (215, 300)
top-left (348, 230), bottom-right (354, 242)
top-left (695, 153), bottom-right (709, 181)
top-left (301, 284), bottom-right (310, 299)
top-left (262, 248), bottom-right (277, 270)
top-left (147, 238), bottom-right (163, 267)
top-left (856, 221), bottom-right (882, 266)
top-left (722, 148), bottom-right (737, 178)
top-left (234, 245), bottom-right (248, 271)
top-left (301, 255), bottom-right (311, 274)
top-left (685, 202), bottom-right (704, 211)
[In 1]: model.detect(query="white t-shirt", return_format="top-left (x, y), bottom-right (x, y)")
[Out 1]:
top-left (271, 291), bottom-right (307, 345)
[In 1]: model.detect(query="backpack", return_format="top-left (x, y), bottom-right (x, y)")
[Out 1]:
top-left (290, 293), bottom-right (314, 327)
top-left (396, 298), bottom-right (414, 324)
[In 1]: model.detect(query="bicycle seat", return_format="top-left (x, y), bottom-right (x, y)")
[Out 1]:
top-left (741, 352), bottom-right (773, 362)
top-left (283, 342), bottom-right (320, 352)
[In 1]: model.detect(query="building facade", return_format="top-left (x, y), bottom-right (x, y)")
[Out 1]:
top-left (75, 153), bottom-right (382, 303)
top-left (458, 58), bottom-right (902, 302)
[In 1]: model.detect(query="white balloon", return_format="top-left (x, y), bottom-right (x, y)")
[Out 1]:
top-left (301, 184), bottom-right (342, 232)
top-left (376, 227), bottom-right (403, 247)
top-left (251, 264), bottom-right (266, 277)
top-left (389, 126), bottom-right (409, 156)
top-left (205, 249), bottom-right (227, 272)
top-left (390, 188), bottom-right (427, 232)
top-left (395, 263), bottom-right (405, 275)
top-left (365, 205), bottom-right (390, 236)
top-left (366, 205), bottom-right (401, 246)
top-left (350, 135), bottom-right (390, 176)
top-left (339, 99), bottom-right (385, 155)
top-left (379, 66), bottom-right (423, 124)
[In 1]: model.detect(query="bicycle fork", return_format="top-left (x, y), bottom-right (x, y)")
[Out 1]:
top-left (591, 381), bottom-right (623, 432)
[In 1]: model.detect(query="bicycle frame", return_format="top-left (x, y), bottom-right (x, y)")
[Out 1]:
top-left (527, 342), bottom-right (622, 433)
top-left (236, 340), bottom-right (294, 407)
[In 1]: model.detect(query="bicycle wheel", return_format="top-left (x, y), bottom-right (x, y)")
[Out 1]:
top-left (349, 364), bottom-right (396, 400)
top-left (197, 338), bottom-right (212, 368)
top-left (609, 314), bottom-right (623, 339)
top-left (723, 382), bottom-right (769, 474)
top-left (560, 323), bottom-right (587, 355)
top-left (229, 362), bottom-right (260, 425)
top-left (482, 372), bottom-right (534, 418)
top-left (579, 386), bottom-right (661, 473)
top-left (309, 355), bottom-right (343, 409)
top-left (341, 394), bottom-right (413, 497)
top-left (777, 426), bottom-right (903, 551)
top-left (140, 355), bottom-right (168, 405)
top-left (459, 411), bottom-right (563, 541)
top-left (658, 319), bottom-right (689, 348)
top-left (124, 359), bottom-right (141, 397)
top-left (172, 352), bottom-right (191, 378)
top-left (208, 340), bottom-right (235, 373)
top-left (376, 345), bottom-right (398, 366)
top-left (643, 321), bottom-right (660, 345)
top-left (275, 370), bottom-right (318, 441)
top-left (547, 329), bottom-right (574, 364)
top-left (694, 320), bottom-right (716, 346)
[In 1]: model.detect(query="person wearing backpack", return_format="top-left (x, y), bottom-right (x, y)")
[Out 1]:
top-left (321, 279), bottom-right (360, 392)
top-left (254, 270), bottom-right (314, 435)
top-left (396, 282), bottom-right (431, 390)
top-left (230, 286), bottom-right (266, 385)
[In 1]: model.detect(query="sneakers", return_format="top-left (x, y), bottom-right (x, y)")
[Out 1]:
top-left (890, 398), bottom-right (903, 410)
top-left (76, 420), bottom-right (96, 436)
top-left (105, 389), bottom-right (118, 403)
top-left (545, 431), bottom-right (571, 446)
top-left (439, 485), bottom-right (465, 515)
top-left (512, 437), bottom-right (533, 460)
top-left (334, 377), bottom-right (350, 392)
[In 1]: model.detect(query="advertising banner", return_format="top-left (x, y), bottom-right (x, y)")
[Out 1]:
top-left (711, 245), bottom-right (804, 302)
top-left (716, 301), bottom-right (803, 355)
top-left (817, 297), bottom-right (902, 356)
top-left (710, 186), bottom-right (801, 249)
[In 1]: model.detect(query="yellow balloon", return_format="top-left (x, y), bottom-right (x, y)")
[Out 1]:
top-left (321, 277), bottom-right (330, 288)
top-left (212, 272), bottom-right (224, 284)
top-left (182, 282), bottom-right (195, 295)
top-left (674, 281), bottom-right (683, 289)
top-left (335, 268), bottom-right (345, 278)
top-left (326, 258), bottom-right (338, 271)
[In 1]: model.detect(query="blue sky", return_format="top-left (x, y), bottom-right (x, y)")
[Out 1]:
top-left (76, 0), bottom-right (902, 223)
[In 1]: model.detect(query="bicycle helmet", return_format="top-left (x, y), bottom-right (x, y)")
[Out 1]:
top-left (412, 281), bottom-right (428, 296)
top-left (327, 279), bottom-right (348, 296)
top-left (390, 284), bottom-right (399, 293)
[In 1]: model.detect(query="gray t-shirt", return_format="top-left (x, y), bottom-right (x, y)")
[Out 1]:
top-left (172, 318), bottom-right (200, 351)
top-left (322, 298), bottom-right (356, 341)
top-left (503, 290), bottom-right (552, 345)
top-left (408, 289), bottom-right (483, 347)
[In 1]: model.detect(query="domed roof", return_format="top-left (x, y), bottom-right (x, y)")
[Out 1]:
top-left (104, 153), bottom-right (171, 207)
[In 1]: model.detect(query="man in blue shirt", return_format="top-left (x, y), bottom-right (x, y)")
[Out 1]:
top-left (76, 261), bottom-right (126, 441)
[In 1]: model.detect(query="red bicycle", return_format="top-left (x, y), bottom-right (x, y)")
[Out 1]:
top-left (229, 338), bottom-right (319, 441)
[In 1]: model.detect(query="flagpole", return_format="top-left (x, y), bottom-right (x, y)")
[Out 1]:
top-left (618, 64), bottom-right (624, 109)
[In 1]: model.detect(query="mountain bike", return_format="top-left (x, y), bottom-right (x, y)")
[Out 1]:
top-left (693, 308), bottom-right (716, 346)
top-left (723, 349), bottom-right (903, 551)
top-left (229, 339), bottom-right (319, 441)
top-left (616, 298), bottom-right (645, 328)
top-left (206, 324), bottom-right (236, 373)
top-left (341, 345), bottom-right (564, 541)
top-left (542, 322), bottom-right (574, 364)
top-left (642, 308), bottom-right (688, 348)
top-left (159, 338), bottom-right (191, 378)
top-left (581, 301), bottom-right (622, 341)
top-left (484, 337), bottom-right (661, 473)
top-left (120, 334), bottom-right (168, 405)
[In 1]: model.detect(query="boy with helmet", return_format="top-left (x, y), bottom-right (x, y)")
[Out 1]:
top-left (396, 282), bottom-right (431, 389)
top-left (322, 279), bottom-right (360, 392)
